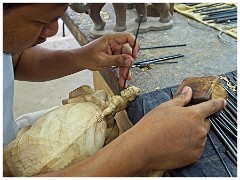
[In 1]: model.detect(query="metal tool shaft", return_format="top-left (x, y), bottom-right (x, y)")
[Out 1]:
top-left (203, 12), bottom-right (237, 21)
top-left (208, 133), bottom-right (232, 177)
top-left (200, 8), bottom-right (236, 15)
top-left (209, 119), bottom-right (237, 160)
top-left (123, 15), bottom-right (142, 89)
top-left (193, 5), bottom-right (233, 13)
top-left (211, 119), bottom-right (237, 153)
top-left (215, 16), bottom-right (237, 23)
top-left (140, 44), bottom-right (186, 50)
top-left (195, 3), bottom-right (223, 10)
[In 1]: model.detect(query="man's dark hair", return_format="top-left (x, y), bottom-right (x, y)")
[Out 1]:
top-left (3, 3), bottom-right (32, 10)
top-left (3, 3), bottom-right (68, 11)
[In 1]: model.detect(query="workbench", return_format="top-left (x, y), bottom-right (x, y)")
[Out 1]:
top-left (61, 3), bottom-right (237, 177)
top-left (62, 4), bottom-right (237, 95)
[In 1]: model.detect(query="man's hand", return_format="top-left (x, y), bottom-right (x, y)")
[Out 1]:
top-left (73, 32), bottom-right (139, 87)
top-left (126, 86), bottom-right (226, 171)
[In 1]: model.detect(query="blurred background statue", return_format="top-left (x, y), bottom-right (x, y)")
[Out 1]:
top-left (69, 3), bottom-right (174, 38)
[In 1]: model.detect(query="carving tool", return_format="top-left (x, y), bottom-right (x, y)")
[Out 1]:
top-left (217, 28), bottom-right (237, 45)
top-left (215, 118), bottom-right (237, 142)
top-left (220, 111), bottom-right (237, 132)
top-left (122, 15), bottom-right (142, 89)
top-left (132, 54), bottom-right (184, 67)
top-left (111, 54), bottom-right (183, 69)
top-left (206, 72), bottom-right (237, 176)
top-left (209, 119), bottom-right (237, 160)
top-left (140, 44), bottom-right (186, 50)
top-left (207, 133), bottom-right (232, 177)
top-left (183, 3), bottom-right (200, 7)
top-left (226, 151), bottom-right (237, 166)
top-left (192, 5), bottom-right (233, 13)
top-left (133, 61), bottom-right (178, 68)
top-left (195, 3), bottom-right (223, 9)
top-left (200, 7), bottom-right (237, 16)
top-left (211, 119), bottom-right (237, 153)
top-left (202, 12), bottom-right (237, 21)
top-left (215, 16), bottom-right (237, 23)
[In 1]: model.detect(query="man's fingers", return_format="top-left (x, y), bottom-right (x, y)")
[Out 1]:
top-left (161, 86), bottom-right (193, 107)
top-left (112, 32), bottom-right (140, 58)
top-left (106, 53), bottom-right (133, 88)
top-left (105, 54), bottom-right (133, 67)
top-left (192, 98), bottom-right (226, 118)
top-left (119, 67), bottom-right (132, 88)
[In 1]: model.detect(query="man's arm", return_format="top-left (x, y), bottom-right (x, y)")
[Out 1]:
top-left (13, 46), bottom-right (83, 81)
top-left (13, 32), bottom-right (139, 83)
top-left (38, 130), bottom-right (145, 177)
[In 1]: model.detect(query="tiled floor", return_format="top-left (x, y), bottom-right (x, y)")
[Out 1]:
top-left (13, 19), bottom-right (94, 119)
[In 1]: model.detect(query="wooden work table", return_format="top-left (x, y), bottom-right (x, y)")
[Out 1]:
top-left (62, 4), bottom-right (237, 96)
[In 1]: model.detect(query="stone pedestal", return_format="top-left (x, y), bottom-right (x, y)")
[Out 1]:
top-left (89, 18), bottom-right (174, 38)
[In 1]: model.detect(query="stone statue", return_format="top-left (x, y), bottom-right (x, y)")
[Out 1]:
top-left (69, 3), bottom-right (174, 38)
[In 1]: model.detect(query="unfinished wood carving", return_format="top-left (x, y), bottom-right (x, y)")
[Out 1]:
top-left (3, 85), bottom-right (140, 177)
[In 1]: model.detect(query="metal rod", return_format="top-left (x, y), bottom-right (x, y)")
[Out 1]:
top-left (219, 113), bottom-right (236, 130)
top-left (207, 133), bottom-right (232, 177)
top-left (232, 71), bottom-right (237, 77)
top-left (154, 61), bottom-right (178, 65)
top-left (133, 54), bottom-right (184, 66)
top-left (140, 44), bottom-right (186, 50)
top-left (226, 98), bottom-right (237, 112)
top-left (215, 16), bottom-right (237, 23)
top-left (228, 99), bottom-right (237, 112)
top-left (215, 118), bottom-right (237, 142)
top-left (123, 15), bottom-right (142, 89)
top-left (223, 85), bottom-right (237, 101)
top-left (200, 7), bottom-right (237, 15)
top-left (209, 119), bottom-right (237, 160)
top-left (196, 3), bottom-right (223, 8)
top-left (211, 119), bottom-right (237, 153)
top-left (225, 101), bottom-right (237, 119)
top-left (207, 9), bottom-right (237, 17)
top-left (220, 111), bottom-right (237, 130)
top-left (222, 20), bottom-right (237, 25)
top-left (62, 22), bottom-right (65, 37)
top-left (202, 12), bottom-right (237, 21)
top-left (193, 5), bottom-right (232, 13)
top-left (225, 151), bottom-right (237, 166)
top-left (222, 108), bottom-right (237, 124)
top-left (195, 3), bottom-right (223, 10)
top-left (217, 30), bottom-right (235, 45)
top-left (227, 95), bottom-right (237, 108)
top-left (114, 54), bottom-right (183, 69)
top-left (133, 61), bottom-right (178, 68)
top-left (183, 3), bottom-right (200, 6)
top-left (219, 112), bottom-right (237, 133)
top-left (233, 76), bottom-right (237, 81)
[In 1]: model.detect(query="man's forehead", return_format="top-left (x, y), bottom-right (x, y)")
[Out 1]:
top-left (39, 4), bottom-right (68, 17)
top-left (21, 3), bottom-right (68, 20)
top-left (33, 3), bottom-right (68, 13)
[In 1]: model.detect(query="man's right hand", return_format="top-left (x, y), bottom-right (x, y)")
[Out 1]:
top-left (127, 86), bottom-right (226, 171)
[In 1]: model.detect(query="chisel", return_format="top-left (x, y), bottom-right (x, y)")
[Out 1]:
top-left (123, 15), bottom-right (142, 89)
